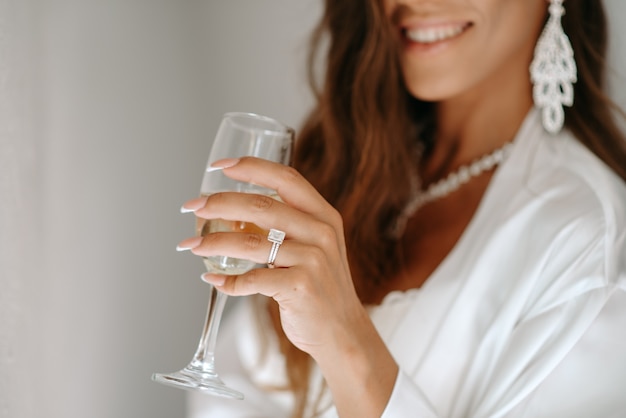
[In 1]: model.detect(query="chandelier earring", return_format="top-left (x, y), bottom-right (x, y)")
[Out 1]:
top-left (530, 0), bottom-right (577, 134)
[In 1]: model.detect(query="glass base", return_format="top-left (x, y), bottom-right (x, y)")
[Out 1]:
top-left (152, 367), bottom-right (244, 400)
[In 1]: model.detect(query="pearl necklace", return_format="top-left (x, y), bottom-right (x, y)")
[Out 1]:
top-left (393, 142), bottom-right (514, 236)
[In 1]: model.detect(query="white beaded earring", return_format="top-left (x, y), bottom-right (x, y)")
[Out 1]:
top-left (530, 0), bottom-right (577, 134)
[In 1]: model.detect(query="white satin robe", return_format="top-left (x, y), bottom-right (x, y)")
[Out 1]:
top-left (188, 109), bottom-right (626, 418)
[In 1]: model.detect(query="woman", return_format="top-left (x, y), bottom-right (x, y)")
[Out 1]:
top-left (182, 0), bottom-right (626, 416)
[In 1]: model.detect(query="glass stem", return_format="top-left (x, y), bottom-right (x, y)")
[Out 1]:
top-left (188, 285), bottom-right (228, 376)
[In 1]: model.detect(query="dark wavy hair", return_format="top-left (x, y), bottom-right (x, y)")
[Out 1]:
top-left (265, 1), bottom-right (626, 416)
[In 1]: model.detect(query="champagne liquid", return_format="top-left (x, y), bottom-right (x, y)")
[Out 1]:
top-left (198, 218), bottom-right (267, 275)
top-left (197, 193), bottom-right (279, 275)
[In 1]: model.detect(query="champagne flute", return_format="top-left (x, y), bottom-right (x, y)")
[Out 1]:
top-left (152, 112), bottom-right (294, 399)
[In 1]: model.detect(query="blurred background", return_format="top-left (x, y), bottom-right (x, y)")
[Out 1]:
top-left (0, 1), bottom-right (624, 417)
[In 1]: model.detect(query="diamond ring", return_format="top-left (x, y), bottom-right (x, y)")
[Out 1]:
top-left (267, 228), bottom-right (286, 268)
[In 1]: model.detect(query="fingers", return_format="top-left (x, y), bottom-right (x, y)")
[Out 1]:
top-left (182, 158), bottom-right (345, 249)
top-left (215, 157), bottom-right (342, 228)
top-left (178, 230), bottom-right (304, 268)
top-left (190, 192), bottom-right (336, 246)
top-left (201, 266), bottom-right (309, 300)
top-left (177, 158), bottom-right (349, 306)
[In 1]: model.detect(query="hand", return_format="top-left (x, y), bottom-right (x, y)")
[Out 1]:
top-left (179, 156), bottom-right (364, 357)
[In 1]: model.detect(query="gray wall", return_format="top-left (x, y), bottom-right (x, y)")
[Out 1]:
top-left (1, 1), bottom-right (624, 418)
top-left (2, 1), bottom-right (319, 418)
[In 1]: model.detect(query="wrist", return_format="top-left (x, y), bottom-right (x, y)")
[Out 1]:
top-left (313, 307), bottom-right (398, 417)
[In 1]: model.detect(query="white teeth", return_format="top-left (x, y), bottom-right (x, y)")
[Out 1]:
top-left (406, 24), bottom-right (466, 44)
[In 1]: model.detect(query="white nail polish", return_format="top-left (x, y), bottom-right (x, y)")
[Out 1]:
top-left (180, 206), bottom-right (195, 214)
top-left (176, 245), bottom-right (192, 252)
top-left (201, 273), bottom-right (226, 286)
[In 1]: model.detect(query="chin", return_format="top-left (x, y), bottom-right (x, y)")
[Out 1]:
top-left (405, 83), bottom-right (456, 103)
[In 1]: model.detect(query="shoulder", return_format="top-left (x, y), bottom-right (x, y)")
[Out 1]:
top-left (508, 122), bottom-right (626, 291)
top-left (516, 122), bottom-right (626, 243)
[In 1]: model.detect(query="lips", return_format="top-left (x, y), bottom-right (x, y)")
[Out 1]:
top-left (404, 22), bottom-right (471, 45)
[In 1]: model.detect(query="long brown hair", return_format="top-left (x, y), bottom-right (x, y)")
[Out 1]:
top-left (266, 1), bottom-right (626, 416)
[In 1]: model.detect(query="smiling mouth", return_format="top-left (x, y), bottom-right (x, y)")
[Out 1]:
top-left (404, 22), bottom-right (472, 44)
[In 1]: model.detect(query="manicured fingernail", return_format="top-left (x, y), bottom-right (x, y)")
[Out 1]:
top-left (201, 273), bottom-right (226, 286)
top-left (209, 158), bottom-right (240, 169)
top-left (176, 236), bottom-right (203, 252)
top-left (180, 196), bottom-right (208, 214)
